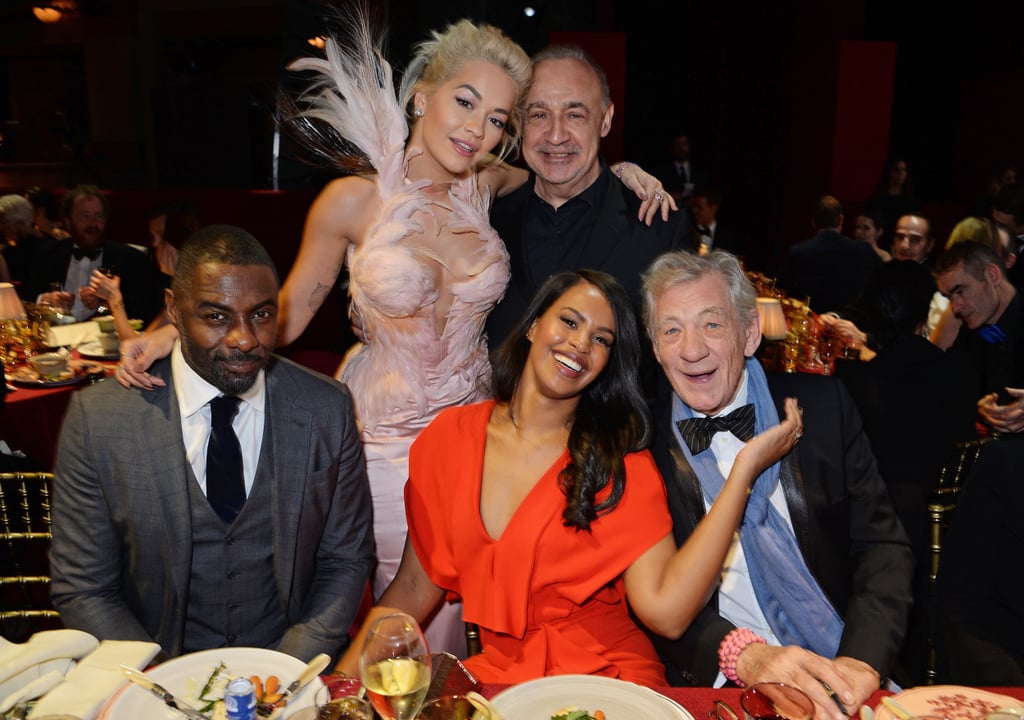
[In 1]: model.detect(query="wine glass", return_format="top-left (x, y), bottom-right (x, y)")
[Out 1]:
top-left (359, 612), bottom-right (431, 720)
top-left (94, 266), bottom-right (116, 315)
top-left (819, 333), bottom-right (837, 375)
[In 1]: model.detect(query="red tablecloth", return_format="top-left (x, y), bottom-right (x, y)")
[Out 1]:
top-left (2, 355), bottom-right (115, 470)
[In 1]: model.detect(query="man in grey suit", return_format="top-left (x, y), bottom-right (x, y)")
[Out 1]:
top-left (50, 225), bottom-right (374, 662)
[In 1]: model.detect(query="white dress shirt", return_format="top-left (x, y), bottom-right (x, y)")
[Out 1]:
top-left (171, 340), bottom-right (266, 497)
top-left (674, 370), bottom-right (795, 686)
top-left (64, 250), bottom-right (102, 320)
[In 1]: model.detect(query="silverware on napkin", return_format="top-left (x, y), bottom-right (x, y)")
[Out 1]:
top-left (119, 665), bottom-right (210, 720)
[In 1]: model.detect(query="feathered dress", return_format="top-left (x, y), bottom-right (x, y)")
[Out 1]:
top-left (289, 24), bottom-right (510, 655)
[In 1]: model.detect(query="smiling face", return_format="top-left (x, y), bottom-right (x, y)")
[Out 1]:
top-left (167, 261), bottom-right (278, 395)
top-left (523, 280), bottom-right (616, 400)
top-left (651, 272), bottom-right (761, 416)
top-left (522, 57), bottom-right (613, 205)
top-left (411, 60), bottom-right (517, 179)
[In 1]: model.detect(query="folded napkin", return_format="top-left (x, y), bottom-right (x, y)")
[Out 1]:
top-left (0, 669), bottom-right (64, 715)
top-left (0, 630), bottom-right (98, 697)
top-left (28, 639), bottom-right (160, 720)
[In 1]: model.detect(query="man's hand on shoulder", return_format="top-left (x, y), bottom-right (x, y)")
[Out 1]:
top-left (736, 644), bottom-right (853, 720)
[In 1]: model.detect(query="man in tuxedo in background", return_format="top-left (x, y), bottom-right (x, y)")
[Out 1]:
top-left (689, 186), bottom-right (742, 257)
top-left (29, 184), bottom-right (158, 321)
top-left (642, 249), bottom-right (912, 717)
top-left (50, 225), bottom-right (374, 661)
top-left (655, 130), bottom-right (709, 207)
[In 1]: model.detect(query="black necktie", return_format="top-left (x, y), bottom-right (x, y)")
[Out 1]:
top-left (71, 245), bottom-right (101, 261)
top-left (207, 395), bottom-right (245, 524)
top-left (676, 404), bottom-right (756, 455)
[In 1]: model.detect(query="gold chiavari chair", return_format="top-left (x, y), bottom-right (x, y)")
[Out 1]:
top-left (0, 472), bottom-right (62, 641)
top-left (924, 438), bottom-right (991, 683)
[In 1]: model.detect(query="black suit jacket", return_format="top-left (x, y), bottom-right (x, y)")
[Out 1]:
top-left (486, 165), bottom-right (687, 346)
top-left (948, 289), bottom-right (1024, 404)
top-left (779, 229), bottom-right (882, 314)
top-left (689, 219), bottom-right (743, 257)
top-left (648, 371), bottom-right (913, 685)
top-left (27, 237), bottom-right (159, 321)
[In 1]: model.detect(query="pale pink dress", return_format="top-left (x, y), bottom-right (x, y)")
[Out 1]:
top-left (290, 31), bottom-right (510, 656)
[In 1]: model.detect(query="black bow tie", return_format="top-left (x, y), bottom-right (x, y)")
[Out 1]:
top-left (676, 404), bottom-right (756, 455)
top-left (72, 245), bottom-right (101, 261)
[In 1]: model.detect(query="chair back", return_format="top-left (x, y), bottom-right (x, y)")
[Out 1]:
top-left (924, 437), bottom-right (990, 683)
top-left (0, 472), bottom-right (62, 640)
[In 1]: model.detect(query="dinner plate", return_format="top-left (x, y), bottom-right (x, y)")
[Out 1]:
top-left (4, 359), bottom-right (104, 387)
top-left (490, 674), bottom-right (694, 720)
top-left (98, 647), bottom-right (324, 720)
top-left (77, 339), bottom-right (120, 361)
top-left (875, 686), bottom-right (1021, 720)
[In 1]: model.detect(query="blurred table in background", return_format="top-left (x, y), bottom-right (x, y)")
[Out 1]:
top-left (2, 351), bottom-right (114, 470)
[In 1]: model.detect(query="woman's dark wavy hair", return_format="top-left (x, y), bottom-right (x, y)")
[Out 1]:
top-left (490, 270), bottom-right (652, 531)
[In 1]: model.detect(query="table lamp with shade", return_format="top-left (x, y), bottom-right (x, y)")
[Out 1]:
top-left (756, 297), bottom-right (788, 341)
top-left (0, 283), bottom-right (26, 322)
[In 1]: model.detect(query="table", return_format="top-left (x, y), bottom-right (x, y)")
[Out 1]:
top-left (478, 685), bottom-right (1024, 718)
top-left (2, 349), bottom-right (115, 470)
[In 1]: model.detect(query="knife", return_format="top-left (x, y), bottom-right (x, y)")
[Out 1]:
top-left (120, 665), bottom-right (210, 720)
top-left (880, 696), bottom-right (914, 720)
top-left (258, 653), bottom-right (331, 716)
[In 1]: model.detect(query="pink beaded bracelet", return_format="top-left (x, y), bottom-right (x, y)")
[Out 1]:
top-left (612, 161), bottom-right (635, 178)
top-left (718, 627), bottom-right (766, 686)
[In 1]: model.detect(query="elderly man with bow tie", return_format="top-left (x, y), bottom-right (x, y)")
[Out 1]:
top-left (640, 249), bottom-right (913, 719)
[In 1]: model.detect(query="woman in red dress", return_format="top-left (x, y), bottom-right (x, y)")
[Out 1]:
top-left (338, 269), bottom-right (802, 683)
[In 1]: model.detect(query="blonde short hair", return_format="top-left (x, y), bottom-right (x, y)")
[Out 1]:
top-left (399, 20), bottom-right (532, 161)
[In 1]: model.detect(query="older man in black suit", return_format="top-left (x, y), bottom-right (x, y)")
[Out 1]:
top-left (641, 250), bottom-right (912, 718)
top-left (485, 45), bottom-right (686, 362)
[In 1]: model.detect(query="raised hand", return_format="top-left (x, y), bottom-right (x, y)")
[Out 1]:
top-left (115, 324), bottom-right (178, 389)
top-left (733, 397), bottom-right (802, 482)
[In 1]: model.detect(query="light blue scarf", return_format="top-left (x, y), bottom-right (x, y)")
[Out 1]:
top-left (671, 357), bottom-right (843, 656)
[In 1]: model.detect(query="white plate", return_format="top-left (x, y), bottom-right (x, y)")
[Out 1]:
top-left (98, 647), bottom-right (324, 720)
top-left (490, 675), bottom-right (694, 720)
top-left (77, 339), bottom-right (120, 360)
top-left (875, 686), bottom-right (1021, 720)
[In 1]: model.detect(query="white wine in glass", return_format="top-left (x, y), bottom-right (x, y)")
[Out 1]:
top-left (359, 612), bottom-right (431, 720)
